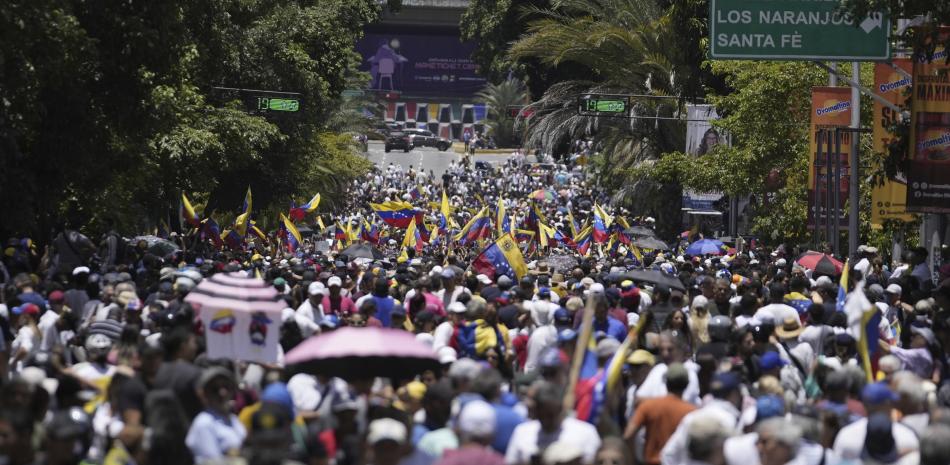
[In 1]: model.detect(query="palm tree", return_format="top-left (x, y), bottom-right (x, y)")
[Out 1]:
top-left (477, 78), bottom-right (529, 147)
top-left (509, 1), bottom-right (700, 227)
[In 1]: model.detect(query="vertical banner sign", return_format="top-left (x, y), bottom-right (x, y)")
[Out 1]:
top-left (808, 87), bottom-right (853, 229)
top-left (907, 32), bottom-right (950, 213)
top-left (871, 59), bottom-right (915, 227)
top-left (682, 105), bottom-right (728, 211)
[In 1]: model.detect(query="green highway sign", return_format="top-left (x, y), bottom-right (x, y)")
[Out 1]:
top-left (579, 96), bottom-right (628, 115)
top-left (709, 0), bottom-right (890, 61)
top-left (258, 97), bottom-right (300, 112)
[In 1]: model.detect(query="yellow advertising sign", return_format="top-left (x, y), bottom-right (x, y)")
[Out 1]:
top-left (808, 87), bottom-right (853, 229)
top-left (907, 30), bottom-right (950, 213)
top-left (871, 59), bottom-right (915, 227)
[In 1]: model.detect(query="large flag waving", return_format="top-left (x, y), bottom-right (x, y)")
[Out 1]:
top-left (592, 204), bottom-right (612, 243)
top-left (844, 280), bottom-right (881, 382)
top-left (281, 213), bottom-right (302, 253)
top-left (454, 207), bottom-right (492, 245)
top-left (180, 193), bottom-right (201, 228)
top-left (370, 200), bottom-right (417, 228)
top-left (439, 190), bottom-right (455, 232)
top-left (495, 198), bottom-right (511, 235)
top-left (472, 235), bottom-right (527, 281)
top-left (837, 259), bottom-right (850, 312)
top-left (289, 193), bottom-right (321, 221)
top-left (234, 187), bottom-right (253, 237)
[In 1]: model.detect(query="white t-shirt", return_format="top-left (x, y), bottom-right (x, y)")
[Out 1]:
top-left (753, 303), bottom-right (799, 324)
top-left (523, 325), bottom-right (557, 373)
top-left (832, 416), bottom-right (919, 460)
top-left (636, 361), bottom-right (701, 405)
top-left (38, 311), bottom-right (61, 352)
top-left (505, 417), bottom-right (601, 465)
top-left (10, 325), bottom-right (39, 372)
top-left (432, 321), bottom-right (455, 352)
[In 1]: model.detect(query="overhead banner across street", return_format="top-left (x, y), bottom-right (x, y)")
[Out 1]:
top-left (709, 0), bottom-right (890, 60)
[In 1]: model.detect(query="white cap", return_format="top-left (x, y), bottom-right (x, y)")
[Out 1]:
top-left (72, 266), bottom-right (91, 276)
top-left (430, 266), bottom-right (444, 277)
top-left (437, 346), bottom-right (458, 364)
top-left (776, 258), bottom-right (787, 267)
top-left (415, 332), bottom-right (434, 347)
top-left (367, 418), bottom-right (407, 445)
top-left (476, 274), bottom-right (492, 285)
top-left (815, 275), bottom-right (833, 288)
top-left (885, 283), bottom-right (903, 295)
top-left (448, 302), bottom-right (467, 314)
top-left (308, 281), bottom-right (326, 296)
top-left (458, 400), bottom-right (496, 437)
top-left (586, 282), bottom-right (605, 295)
top-left (327, 276), bottom-right (342, 287)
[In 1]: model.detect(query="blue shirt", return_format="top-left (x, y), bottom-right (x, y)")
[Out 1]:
top-left (491, 402), bottom-right (525, 454)
top-left (373, 295), bottom-right (396, 327)
top-left (593, 316), bottom-right (627, 342)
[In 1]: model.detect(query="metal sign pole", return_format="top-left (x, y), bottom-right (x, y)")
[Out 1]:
top-left (825, 129), bottom-right (835, 252)
top-left (834, 129), bottom-right (842, 257)
top-left (849, 62), bottom-right (861, 258)
top-left (814, 130), bottom-right (824, 247)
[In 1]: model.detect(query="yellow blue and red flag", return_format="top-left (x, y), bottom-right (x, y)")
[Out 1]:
top-left (370, 200), bottom-right (418, 228)
top-left (234, 187), bottom-right (253, 237)
top-left (592, 204), bottom-right (612, 243)
top-left (837, 259), bottom-right (850, 312)
top-left (289, 193), bottom-right (320, 221)
top-left (180, 193), bottom-right (201, 227)
top-left (471, 234), bottom-right (527, 281)
top-left (454, 207), bottom-right (493, 245)
top-left (281, 213), bottom-right (302, 253)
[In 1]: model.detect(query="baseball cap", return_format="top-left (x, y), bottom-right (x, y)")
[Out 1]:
top-left (480, 286), bottom-right (502, 304)
top-left (755, 395), bottom-right (785, 422)
top-left (553, 308), bottom-right (572, 326)
top-left (596, 337), bottom-right (620, 358)
top-left (457, 400), bottom-right (496, 437)
top-left (13, 303), bottom-right (40, 316)
top-left (441, 268), bottom-right (456, 279)
top-left (437, 346), bottom-right (458, 364)
top-left (885, 283), bottom-right (902, 295)
top-left (557, 328), bottom-right (578, 343)
top-left (327, 276), bottom-right (342, 287)
top-left (759, 351), bottom-right (788, 371)
top-left (910, 325), bottom-right (937, 346)
top-left (626, 349), bottom-right (656, 366)
top-left (447, 302), bottom-right (467, 314)
top-left (861, 382), bottom-right (898, 405)
top-left (476, 274), bottom-right (492, 285)
top-left (710, 372), bottom-right (741, 396)
top-left (367, 418), bottom-right (407, 445)
top-left (48, 290), bottom-right (65, 303)
top-left (308, 281), bottom-right (326, 296)
top-left (72, 266), bottom-right (91, 276)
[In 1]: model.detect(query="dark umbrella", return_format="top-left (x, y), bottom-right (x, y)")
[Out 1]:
top-left (632, 237), bottom-right (670, 250)
top-left (795, 251), bottom-right (844, 276)
top-left (621, 269), bottom-right (686, 292)
top-left (132, 235), bottom-right (180, 257)
top-left (624, 226), bottom-right (655, 237)
top-left (339, 243), bottom-right (384, 260)
top-left (286, 327), bottom-right (440, 380)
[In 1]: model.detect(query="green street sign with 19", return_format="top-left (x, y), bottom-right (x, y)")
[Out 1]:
top-left (257, 97), bottom-right (300, 112)
top-left (581, 98), bottom-right (627, 114)
top-left (709, 0), bottom-right (890, 61)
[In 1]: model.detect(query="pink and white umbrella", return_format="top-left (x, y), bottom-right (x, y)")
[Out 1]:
top-left (285, 327), bottom-right (440, 380)
top-left (184, 272), bottom-right (285, 363)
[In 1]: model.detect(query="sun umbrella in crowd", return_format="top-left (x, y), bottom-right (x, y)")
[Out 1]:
top-left (624, 226), bottom-right (655, 237)
top-left (795, 251), bottom-right (844, 275)
top-left (339, 243), bottom-right (384, 260)
top-left (529, 189), bottom-right (556, 202)
top-left (286, 327), bottom-right (441, 380)
top-left (622, 269), bottom-right (686, 292)
top-left (184, 272), bottom-right (285, 363)
top-left (131, 235), bottom-right (180, 256)
top-left (633, 237), bottom-right (669, 251)
top-left (686, 238), bottom-right (725, 256)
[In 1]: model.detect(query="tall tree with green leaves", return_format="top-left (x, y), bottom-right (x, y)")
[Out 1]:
top-left (477, 79), bottom-right (529, 147)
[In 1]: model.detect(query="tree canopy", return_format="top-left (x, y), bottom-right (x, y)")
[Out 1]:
top-left (0, 0), bottom-right (383, 240)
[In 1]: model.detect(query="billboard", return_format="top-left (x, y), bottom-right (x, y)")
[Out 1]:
top-left (807, 87), bottom-right (853, 229)
top-left (871, 59), bottom-right (915, 227)
top-left (682, 105), bottom-right (726, 211)
top-left (907, 31), bottom-right (950, 213)
top-left (355, 33), bottom-right (487, 97)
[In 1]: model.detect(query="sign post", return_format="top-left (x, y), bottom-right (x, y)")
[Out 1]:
top-left (709, 0), bottom-right (890, 60)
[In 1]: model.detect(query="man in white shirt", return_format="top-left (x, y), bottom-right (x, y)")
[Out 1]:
top-left (505, 381), bottom-right (600, 465)
top-left (433, 302), bottom-right (467, 352)
top-left (436, 268), bottom-right (470, 309)
top-left (523, 301), bottom-right (558, 373)
top-left (832, 382), bottom-right (919, 461)
top-left (637, 331), bottom-right (701, 405)
top-left (296, 282), bottom-right (326, 337)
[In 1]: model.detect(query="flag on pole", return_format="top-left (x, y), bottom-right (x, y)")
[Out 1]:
top-left (180, 193), bottom-right (201, 227)
top-left (495, 198), bottom-right (511, 235)
top-left (837, 259), bottom-right (850, 312)
top-left (289, 193), bottom-right (320, 221)
top-left (592, 204), bottom-right (612, 243)
top-left (454, 207), bottom-right (493, 245)
top-left (281, 213), bottom-right (302, 253)
top-left (471, 235), bottom-right (528, 281)
top-left (370, 200), bottom-right (418, 228)
top-left (844, 280), bottom-right (881, 382)
top-left (234, 187), bottom-right (253, 237)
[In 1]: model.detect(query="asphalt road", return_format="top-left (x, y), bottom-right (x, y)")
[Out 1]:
top-left (364, 141), bottom-right (515, 176)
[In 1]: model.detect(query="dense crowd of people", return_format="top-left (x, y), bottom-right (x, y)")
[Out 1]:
top-left (2, 152), bottom-right (950, 465)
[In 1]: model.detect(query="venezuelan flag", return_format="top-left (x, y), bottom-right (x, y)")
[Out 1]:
top-left (471, 235), bottom-right (527, 281)
top-left (439, 190), bottom-right (454, 232)
top-left (575, 225), bottom-right (593, 256)
top-left (567, 210), bottom-right (580, 237)
top-left (576, 323), bottom-right (642, 424)
top-left (281, 213), bottom-right (302, 253)
top-left (514, 229), bottom-right (535, 243)
top-left (234, 187), bottom-right (253, 237)
top-left (361, 219), bottom-right (380, 244)
top-left (223, 229), bottom-right (244, 250)
top-left (844, 280), bottom-right (881, 382)
top-left (454, 207), bottom-right (492, 245)
top-left (200, 218), bottom-right (223, 248)
top-left (837, 259), bottom-right (850, 312)
top-left (250, 222), bottom-right (268, 243)
top-left (593, 204), bottom-right (612, 243)
top-left (403, 217), bottom-right (425, 253)
top-left (289, 193), bottom-right (320, 221)
top-left (180, 193), bottom-right (201, 227)
top-left (495, 198), bottom-right (511, 235)
top-left (370, 200), bottom-right (418, 228)
top-left (409, 186), bottom-right (423, 201)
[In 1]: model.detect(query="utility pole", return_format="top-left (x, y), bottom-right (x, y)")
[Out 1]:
top-left (848, 61), bottom-right (860, 258)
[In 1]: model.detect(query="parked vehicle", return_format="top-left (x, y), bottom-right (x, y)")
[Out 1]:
top-left (384, 131), bottom-right (412, 153)
top-left (403, 128), bottom-right (452, 151)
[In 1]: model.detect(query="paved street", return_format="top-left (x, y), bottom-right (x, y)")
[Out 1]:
top-left (364, 141), bottom-right (515, 176)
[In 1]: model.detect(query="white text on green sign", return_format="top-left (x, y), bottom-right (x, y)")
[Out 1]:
top-left (709, 0), bottom-right (889, 61)
top-left (258, 97), bottom-right (300, 112)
